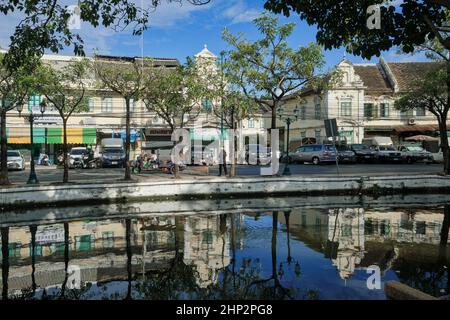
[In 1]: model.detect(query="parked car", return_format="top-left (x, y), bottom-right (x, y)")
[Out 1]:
top-left (6, 150), bottom-right (25, 170)
top-left (372, 145), bottom-right (403, 163)
top-left (398, 145), bottom-right (434, 164)
top-left (245, 144), bottom-right (275, 165)
top-left (336, 145), bottom-right (357, 164)
top-left (69, 147), bottom-right (89, 169)
top-left (349, 144), bottom-right (378, 163)
top-left (291, 144), bottom-right (337, 165)
top-left (190, 147), bottom-right (214, 166)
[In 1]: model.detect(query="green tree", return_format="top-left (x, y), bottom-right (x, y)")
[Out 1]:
top-left (209, 76), bottom-right (258, 177)
top-left (92, 56), bottom-right (147, 180)
top-left (264, 1), bottom-right (450, 174)
top-left (142, 58), bottom-right (206, 178)
top-left (222, 14), bottom-right (326, 131)
top-left (35, 59), bottom-right (89, 183)
top-left (263, 1), bottom-right (450, 56)
top-left (395, 62), bottom-right (449, 173)
top-left (0, 0), bottom-right (211, 71)
top-left (0, 53), bottom-right (37, 185)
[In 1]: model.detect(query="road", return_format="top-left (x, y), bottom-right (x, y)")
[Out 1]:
top-left (5, 162), bottom-right (443, 185)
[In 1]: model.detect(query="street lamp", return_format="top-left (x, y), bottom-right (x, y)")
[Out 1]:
top-left (16, 98), bottom-right (46, 184)
top-left (277, 105), bottom-right (299, 176)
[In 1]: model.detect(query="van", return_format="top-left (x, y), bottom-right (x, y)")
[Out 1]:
top-left (100, 138), bottom-right (125, 168)
top-left (291, 144), bottom-right (337, 165)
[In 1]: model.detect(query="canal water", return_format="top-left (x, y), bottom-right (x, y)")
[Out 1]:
top-left (0, 196), bottom-right (449, 300)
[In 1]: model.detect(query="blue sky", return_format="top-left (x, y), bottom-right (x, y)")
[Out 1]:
top-left (0, 0), bottom-right (425, 70)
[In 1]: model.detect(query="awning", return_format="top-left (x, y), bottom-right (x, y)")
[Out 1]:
top-left (7, 127), bottom-right (96, 145)
top-left (394, 124), bottom-right (439, 133)
top-left (6, 127), bottom-right (45, 144)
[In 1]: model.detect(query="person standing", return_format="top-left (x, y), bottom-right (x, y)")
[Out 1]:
top-left (218, 146), bottom-right (228, 176)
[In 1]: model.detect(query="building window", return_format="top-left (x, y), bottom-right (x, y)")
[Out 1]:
top-left (101, 97), bottom-right (113, 112)
top-left (300, 104), bottom-right (306, 120)
top-left (102, 231), bottom-right (114, 249)
top-left (380, 103), bottom-right (389, 118)
top-left (340, 102), bottom-right (352, 117)
top-left (315, 129), bottom-right (321, 143)
top-left (123, 98), bottom-right (135, 113)
top-left (416, 106), bottom-right (426, 117)
top-left (314, 102), bottom-right (321, 120)
top-left (248, 118), bottom-right (254, 128)
top-left (364, 103), bottom-right (374, 118)
top-left (88, 97), bottom-right (95, 112)
top-left (300, 130), bottom-right (306, 140)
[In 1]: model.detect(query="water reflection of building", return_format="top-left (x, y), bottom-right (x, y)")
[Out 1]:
top-left (184, 214), bottom-right (230, 288)
top-left (327, 208), bottom-right (365, 280)
top-left (0, 214), bottom-right (231, 296)
top-left (280, 207), bottom-right (450, 281)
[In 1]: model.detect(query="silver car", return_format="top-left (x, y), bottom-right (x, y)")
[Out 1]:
top-left (7, 150), bottom-right (26, 170)
top-left (291, 144), bottom-right (337, 165)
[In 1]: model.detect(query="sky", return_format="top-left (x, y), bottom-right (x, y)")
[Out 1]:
top-left (0, 0), bottom-right (426, 71)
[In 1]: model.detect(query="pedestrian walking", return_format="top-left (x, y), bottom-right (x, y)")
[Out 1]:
top-left (218, 147), bottom-right (228, 176)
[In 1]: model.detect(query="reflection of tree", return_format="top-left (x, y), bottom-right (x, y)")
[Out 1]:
top-left (394, 205), bottom-right (450, 298)
top-left (1, 227), bottom-right (9, 300)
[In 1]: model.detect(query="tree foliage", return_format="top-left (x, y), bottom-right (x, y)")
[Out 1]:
top-left (222, 14), bottom-right (326, 129)
top-left (0, 0), bottom-right (211, 71)
top-left (34, 59), bottom-right (89, 183)
top-left (263, 0), bottom-right (450, 57)
top-left (142, 58), bottom-right (207, 131)
top-left (92, 56), bottom-right (148, 180)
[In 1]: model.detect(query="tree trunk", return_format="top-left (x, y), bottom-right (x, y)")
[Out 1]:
top-left (271, 103), bottom-right (277, 130)
top-left (441, 204), bottom-right (450, 247)
top-left (0, 108), bottom-right (9, 185)
top-left (125, 98), bottom-right (131, 180)
top-left (444, 60), bottom-right (450, 175)
top-left (230, 110), bottom-right (237, 177)
top-left (62, 119), bottom-right (69, 183)
top-left (439, 115), bottom-right (449, 175)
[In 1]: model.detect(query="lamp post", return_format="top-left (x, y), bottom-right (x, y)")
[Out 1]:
top-left (277, 105), bottom-right (299, 176)
top-left (16, 99), bottom-right (46, 184)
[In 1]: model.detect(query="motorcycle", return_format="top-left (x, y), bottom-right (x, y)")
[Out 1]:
top-left (38, 154), bottom-right (51, 166)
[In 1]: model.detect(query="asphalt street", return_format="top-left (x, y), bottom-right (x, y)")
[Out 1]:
top-left (5, 162), bottom-right (443, 185)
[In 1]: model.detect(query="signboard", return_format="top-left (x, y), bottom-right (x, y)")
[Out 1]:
top-left (119, 129), bottom-right (138, 143)
top-left (34, 115), bottom-right (63, 125)
top-left (36, 229), bottom-right (65, 244)
top-left (324, 119), bottom-right (338, 137)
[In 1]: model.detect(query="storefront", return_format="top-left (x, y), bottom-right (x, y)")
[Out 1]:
top-left (6, 127), bottom-right (96, 162)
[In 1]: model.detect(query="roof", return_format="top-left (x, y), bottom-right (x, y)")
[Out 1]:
top-left (195, 44), bottom-right (217, 59)
top-left (386, 62), bottom-right (438, 92)
top-left (353, 64), bottom-right (392, 94)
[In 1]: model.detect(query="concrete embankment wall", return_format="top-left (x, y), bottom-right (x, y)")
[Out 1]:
top-left (1, 175), bottom-right (449, 209)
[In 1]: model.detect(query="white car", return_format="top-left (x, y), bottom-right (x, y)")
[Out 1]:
top-left (7, 150), bottom-right (26, 170)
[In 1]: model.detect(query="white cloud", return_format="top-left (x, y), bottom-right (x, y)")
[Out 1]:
top-left (222, 0), bottom-right (262, 24)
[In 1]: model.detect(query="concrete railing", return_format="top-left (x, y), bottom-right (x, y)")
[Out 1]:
top-left (1, 175), bottom-right (449, 209)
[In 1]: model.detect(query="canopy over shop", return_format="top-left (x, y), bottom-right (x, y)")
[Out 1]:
top-left (6, 127), bottom-right (97, 145)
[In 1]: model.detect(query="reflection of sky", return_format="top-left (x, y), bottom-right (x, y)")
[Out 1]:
top-left (234, 214), bottom-right (393, 300)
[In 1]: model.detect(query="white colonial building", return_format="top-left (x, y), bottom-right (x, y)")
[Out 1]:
top-left (270, 57), bottom-right (448, 151)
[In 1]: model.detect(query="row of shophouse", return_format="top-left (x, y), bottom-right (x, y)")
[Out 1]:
top-left (3, 46), bottom-right (449, 163)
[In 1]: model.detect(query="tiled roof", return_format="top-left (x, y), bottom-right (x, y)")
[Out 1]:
top-left (386, 62), bottom-right (438, 92)
top-left (353, 65), bottom-right (393, 94)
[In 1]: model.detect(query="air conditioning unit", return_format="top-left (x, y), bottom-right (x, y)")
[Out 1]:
top-left (408, 118), bottom-right (416, 125)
